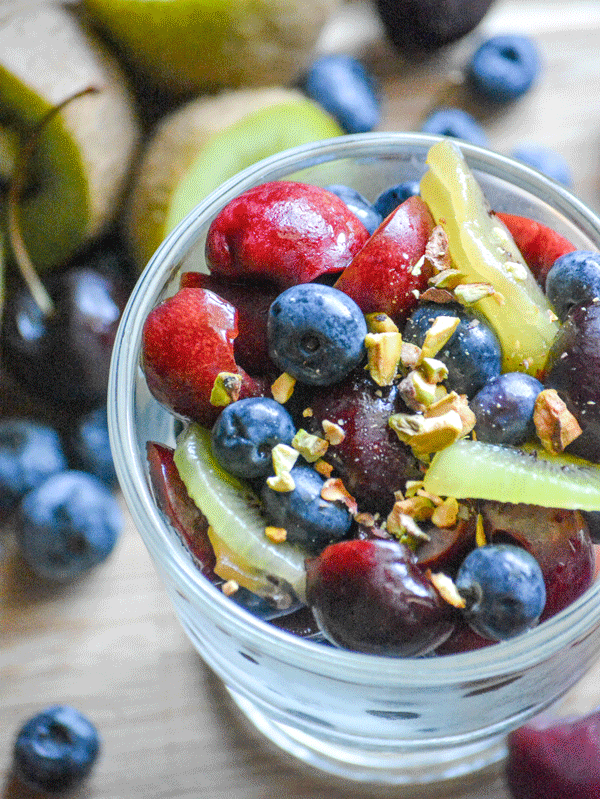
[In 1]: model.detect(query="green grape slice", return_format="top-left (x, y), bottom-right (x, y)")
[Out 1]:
top-left (423, 438), bottom-right (600, 511)
top-left (419, 140), bottom-right (560, 375)
top-left (174, 423), bottom-right (307, 601)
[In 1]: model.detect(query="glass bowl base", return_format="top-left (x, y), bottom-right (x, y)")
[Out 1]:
top-left (227, 686), bottom-right (508, 788)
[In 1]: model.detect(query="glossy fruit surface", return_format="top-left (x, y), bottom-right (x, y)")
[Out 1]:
top-left (141, 287), bottom-right (265, 425)
top-left (205, 180), bottom-right (370, 288)
top-left (1, 260), bottom-right (132, 410)
top-left (211, 397), bottom-right (296, 478)
top-left (261, 464), bottom-right (353, 553)
top-left (424, 439), bottom-right (600, 511)
top-left (267, 284), bottom-right (367, 385)
top-left (467, 34), bottom-right (541, 103)
top-left (544, 250), bottom-right (600, 321)
top-left (511, 144), bottom-right (573, 186)
top-left (0, 419), bottom-right (67, 519)
top-left (334, 195), bottom-right (435, 323)
top-left (306, 538), bottom-right (456, 656)
top-left (302, 368), bottom-right (420, 513)
top-left (420, 107), bottom-right (489, 146)
top-left (174, 424), bottom-right (308, 603)
top-left (373, 180), bottom-right (420, 218)
top-left (403, 302), bottom-right (502, 397)
top-left (301, 55), bottom-right (381, 133)
top-left (455, 543), bottom-right (546, 640)
top-left (16, 470), bottom-right (122, 581)
top-left (420, 140), bottom-right (560, 374)
top-left (470, 372), bottom-right (543, 444)
top-left (325, 184), bottom-right (383, 234)
top-left (506, 708), bottom-right (600, 799)
top-left (13, 705), bottom-right (100, 794)
top-left (544, 301), bottom-right (600, 462)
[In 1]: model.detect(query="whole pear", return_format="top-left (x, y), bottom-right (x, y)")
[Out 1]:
top-left (0, 5), bottom-right (140, 270)
top-left (124, 87), bottom-right (343, 271)
top-left (83, 0), bottom-right (341, 95)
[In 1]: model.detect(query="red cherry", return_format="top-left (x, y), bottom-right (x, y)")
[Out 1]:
top-left (146, 441), bottom-right (218, 580)
top-left (305, 538), bottom-right (457, 656)
top-left (205, 181), bottom-right (370, 288)
top-left (141, 287), bottom-right (267, 425)
top-left (334, 195), bottom-right (435, 324)
top-left (506, 708), bottom-right (600, 799)
top-left (497, 212), bottom-right (576, 289)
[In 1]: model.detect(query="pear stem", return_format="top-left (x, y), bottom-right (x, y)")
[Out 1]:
top-left (6, 85), bottom-right (99, 318)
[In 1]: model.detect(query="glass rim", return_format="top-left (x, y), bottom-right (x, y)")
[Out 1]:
top-left (109, 131), bottom-right (600, 687)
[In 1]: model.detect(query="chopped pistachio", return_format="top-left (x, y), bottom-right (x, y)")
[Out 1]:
top-left (271, 372), bottom-right (296, 404)
top-left (420, 357), bottom-right (448, 384)
top-left (389, 495), bottom-right (435, 523)
top-left (421, 315), bottom-right (460, 358)
top-left (399, 370), bottom-right (438, 411)
top-left (265, 526), bottom-right (287, 544)
top-left (314, 458), bottom-right (334, 478)
top-left (416, 488), bottom-right (444, 506)
top-left (386, 508), bottom-right (430, 542)
top-left (389, 409), bottom-right (465, 458)
top-left (428, 571), bottom-right (466, 609)
top-left (534, 388), bottom-right (582, 453)
top-left (210, 372), bottom-right (242, 406)
top-left (321, 478), bottom-right (358, 515)
top-left (454, 282), bottom-right (496, 306)
top-left (419, 287), bottom-right (456, 305)
top-left (400, 341), bottom-right (423, 370)
top-left (221, 579), bottom-right (240, 596)
top-left (424, 391), bottom-right (476, 438)
top-left (365, 312), bottom-right (399, 334)
top-left (272, 442), bottom-right (299, 473)
top-left (302, 407), bottom-right (314, 417)
top-left (405, 480), bottom-right (425, 497)
top-left (266, 471), bottom-right (296, 492)
top-left (428, 268), bottom-right (464, 289)
top-left (424, 224), bottom-right (451, 273)
top-left (322, 419), bottom-right (345, 445)
top-left (365, 331), bottom-right (403, 386)
top-left (431, 497), bottom-right (459, 528)
top-left (475, 513), bottom-right (487, 547)
top-left (292, 429), bottom-right (328, 462)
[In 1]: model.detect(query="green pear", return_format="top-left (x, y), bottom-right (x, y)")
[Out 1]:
top-left (124, 87), bottom-right (343, 271)
top-left (0, 5), bottom-right (140, 271)
top-left (82, 0), bottom-right (341, 95)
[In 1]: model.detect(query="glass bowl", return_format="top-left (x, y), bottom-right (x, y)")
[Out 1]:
top-left (108, 132), bottom-right (600, 787)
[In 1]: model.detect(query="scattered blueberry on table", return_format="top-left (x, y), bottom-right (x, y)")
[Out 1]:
top-left (420, 107), bottom-right (490, 147)
top-left (301, 54), bottom-right (382, 133)
top-left (12, 705), bottom-right (100, 794)
top-left (511, 144), bottom-right (573, 186)
top-left (467, 34), bottom-right (541, 103)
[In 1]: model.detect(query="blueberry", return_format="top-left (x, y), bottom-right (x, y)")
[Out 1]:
top-left (511, 144), bottom-right (573, 186)
top-left (373, 180), bottom-right (421, 219)
top-left (455, 544), bottom-right (546, 641)
top-left (325, 184), bottom-right (383, 234)
top-left (470, 372), bottom-right (544, 445)
top-left (402, 303), bottom-right (502, 397)
top-left (68, 405), bottom-right (117, 487)
top-left (16, 470), bottom-right (122, 581)
top-left (268, 284), bottom-right (367, 386)
top-left (13, 705), bottom-right (100, 794)
top-left (211, 397), bottom-right (296, 479)
top-left (545, 250), bottom-right (600, 322)
top-left (467, 34), bottom-right (541, 103)
top-left (301, 55), bottom-right (381, 133)
top-left (261, 464), bottom-right (352, 553)
top-left (0, 419), bottom-right (67, 517)
top-left (420, 107), bottom-right (489, 147)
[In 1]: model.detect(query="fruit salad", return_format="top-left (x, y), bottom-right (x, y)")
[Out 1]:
top-left (141, 139), bottom-right (600, 657)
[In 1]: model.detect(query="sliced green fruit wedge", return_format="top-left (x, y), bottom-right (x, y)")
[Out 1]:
top-left (419, 140), bottom-right (560, 375)
top-left (423, 438), bottom-right (600, 511)
top-left (174, 423), bottom-right (307, 602)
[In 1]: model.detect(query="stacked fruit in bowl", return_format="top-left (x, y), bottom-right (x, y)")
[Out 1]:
top-left (138, 137), bottom-right (600, 659)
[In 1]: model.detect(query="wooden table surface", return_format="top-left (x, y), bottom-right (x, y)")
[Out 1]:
top-left (3, 1), bottom-right (600, 797)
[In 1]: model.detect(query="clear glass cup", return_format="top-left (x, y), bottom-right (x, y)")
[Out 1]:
top-left (108, 132), bottom-right (600, 788)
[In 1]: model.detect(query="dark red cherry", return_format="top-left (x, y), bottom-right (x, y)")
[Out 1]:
top-left (305, 538), bottom-right (457, 656)
top-left (302, 368), bottom-right (421, 514)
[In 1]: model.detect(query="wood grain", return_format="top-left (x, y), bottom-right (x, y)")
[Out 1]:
top-left (3, 2), bottom-right (600, 797)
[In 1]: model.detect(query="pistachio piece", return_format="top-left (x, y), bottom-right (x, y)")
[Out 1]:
top-left (266, 443), bottom-right (298, 492)
top-left (210, 371), bottom-right (243, 406)
top-left (424, 391), bottom-right (476, 436)
top-left (421, 315), bottom-right (460, 358)
top-left (399, 370), bottom-right (439, 411)
top-left (365, 330), bottom-right (403, 386)
top-left (534, 388), bottom-right (582, 453)
top-left (292, 428), bottom-right (328, 462)
top-left (453, 282), bottom-right (496, 306)
top-left (400, 341), bottom-right (423, 370)
top-left (431, 496), bottom-right (459, 528)
top-left (475, 513), bottom-right (487, 547)
top-left (271, 372), bottom-right (296, 404)
top-left (265, 526), bottom-right (287, 544)
top-left (365, 312), bottom-right (399, 334)
top-left (322, 419), bottom-right (345, 445)
top-left (389, 409), bottom-right (465, 458)
top-left (428, 571), bottom-right (466, 609)
top-left (424, 224), bottom-right (451, 273)
top-left (420, 357), bottom-right (448, 383)
top-left (321, 477), bottom-right (358, 515)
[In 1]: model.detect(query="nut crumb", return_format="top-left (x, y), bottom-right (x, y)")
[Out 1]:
top-left (321, 478), bottom-right (358, 515)
top-left (271, 372), bottom-right (296, 404)
top-left (222, 580), bottom-right (239, 596)
top-left (265, 526), bottom-right (287, 544)
top-left (428, 571), bottom-right (466, 609)
top-left (534, 388), bottom-right (582, 453)
top-left (210, 372), bottom-right (243, 406)
top-left (322, 419), bottom-right (345, 445)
